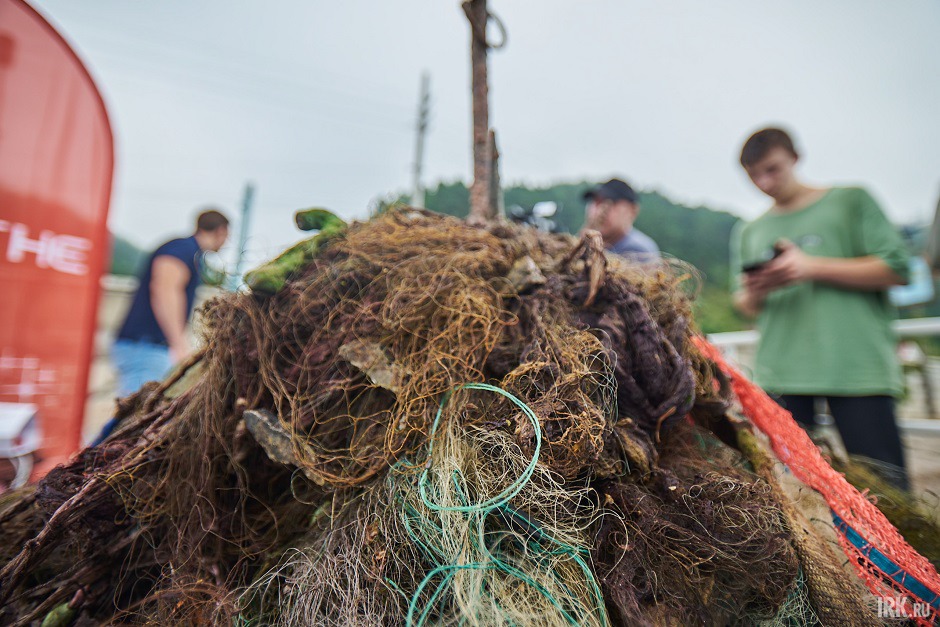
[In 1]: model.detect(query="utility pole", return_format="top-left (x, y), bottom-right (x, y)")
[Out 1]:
top-left (411, 72), bottom-right (431, 208)
top-left (462, 0), bottom-right (505, 222)
top-left (487, 129), bottom-right (504, 219)
top-left (228, 182), bottom-right (255, 291)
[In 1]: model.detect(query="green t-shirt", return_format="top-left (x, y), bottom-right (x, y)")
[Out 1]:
top-left (731, 187), bottom-right (910, 396)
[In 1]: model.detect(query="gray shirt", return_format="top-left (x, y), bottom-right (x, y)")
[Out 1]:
top-left (608, 228), bottom-right (660, 261)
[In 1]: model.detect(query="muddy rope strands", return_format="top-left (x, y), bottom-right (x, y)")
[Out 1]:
top-left (400, 383), bottom-right (606, 626)
top-left (2, 207), bottom-right (939, 625)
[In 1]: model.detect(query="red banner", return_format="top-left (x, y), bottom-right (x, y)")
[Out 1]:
top-left (0, 0), bottom-right (114, 468)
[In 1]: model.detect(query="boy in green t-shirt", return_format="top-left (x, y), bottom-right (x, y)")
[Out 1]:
top-left (731, 127), bottom-right (910, 489)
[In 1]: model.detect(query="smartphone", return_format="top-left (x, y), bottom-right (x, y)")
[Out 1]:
top-left (741, 259), bottom-right (770, 274)
top-left (742, 246), bottom-right (784, 274)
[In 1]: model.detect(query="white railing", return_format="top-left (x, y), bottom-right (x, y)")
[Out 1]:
top-left (708, 318), bottom-right (940, 435)
top-left (709, 317), bottom-right (940, 351)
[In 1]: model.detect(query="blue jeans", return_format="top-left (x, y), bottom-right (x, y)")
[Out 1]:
top-left (93, 339), bottom-right (172, 446)
top-left (111, 338), bottom-right (172, 397)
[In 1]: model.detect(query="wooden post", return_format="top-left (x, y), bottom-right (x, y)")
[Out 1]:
top-left (463, 0), bottom-right (492, 221)
top-left (488, 129), bottom-right (504, 219)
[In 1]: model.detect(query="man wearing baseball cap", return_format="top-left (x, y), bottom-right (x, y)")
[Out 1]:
top-left (583, 178), bottom-right (660, 260)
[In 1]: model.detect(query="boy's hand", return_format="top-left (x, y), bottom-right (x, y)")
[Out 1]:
top-left (744, 239), bottom-right (814, 293)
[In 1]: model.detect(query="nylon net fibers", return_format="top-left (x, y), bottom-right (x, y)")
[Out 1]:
top-left (1, 207), bottom-right (935, 625)
top-left (697, 338), bottom-right (940, 626)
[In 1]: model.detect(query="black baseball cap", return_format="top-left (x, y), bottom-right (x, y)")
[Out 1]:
top-left (582, 178), bottom-right (639, 204)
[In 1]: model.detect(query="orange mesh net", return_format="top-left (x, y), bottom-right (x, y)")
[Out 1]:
top-left (695, 337), bottom-right (940, 625)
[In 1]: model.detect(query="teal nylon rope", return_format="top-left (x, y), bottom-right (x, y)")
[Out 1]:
top-left (417, 383), bottom-right (542, 513)
top-left (401, 383), bottom-right (607, 627)
top-left (235, 383), bottom-right (606, 626)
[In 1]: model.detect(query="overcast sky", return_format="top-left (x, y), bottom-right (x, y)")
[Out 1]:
top-left (35, 0), bottom-right (940, 267)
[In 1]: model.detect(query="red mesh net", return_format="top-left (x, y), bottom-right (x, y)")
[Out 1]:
top-left (695, 337), bottom-right (940, 625)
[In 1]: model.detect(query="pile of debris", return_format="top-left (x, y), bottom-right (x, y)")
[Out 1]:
top-left (0, 208), bottom-right (934, 625)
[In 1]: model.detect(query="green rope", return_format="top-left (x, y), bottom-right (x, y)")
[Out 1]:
top-left (397, 383), bottom-right (607, 627)
top-left (417, 383), bottom-right (542, 513)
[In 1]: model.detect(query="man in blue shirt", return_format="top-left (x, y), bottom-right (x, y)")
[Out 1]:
top-left (583, 178), bottom-right (659, 261)
top-left (113, 209), bottom-right (229, 396)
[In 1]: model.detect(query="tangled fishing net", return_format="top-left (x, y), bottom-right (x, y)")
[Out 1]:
top-left (1, 207), bottom-right (938, 625)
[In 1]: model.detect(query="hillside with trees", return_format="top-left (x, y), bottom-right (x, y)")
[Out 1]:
top-left (110, 234), bottom-right (146, 277)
